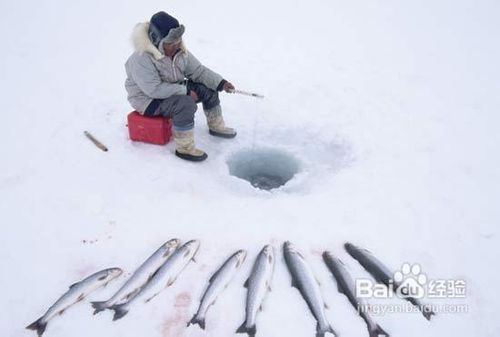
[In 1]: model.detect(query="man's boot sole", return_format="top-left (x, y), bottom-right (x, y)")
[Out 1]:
top-left (209, 129), bottom-right (237, 139)
top-left (175, 150), bottom-right (208, 162)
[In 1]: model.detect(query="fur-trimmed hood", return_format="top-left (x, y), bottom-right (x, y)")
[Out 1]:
top-left (131, 22), bottom-right (186, 60)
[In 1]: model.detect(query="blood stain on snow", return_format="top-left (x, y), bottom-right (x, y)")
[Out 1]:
top-left (161, 292), bottom-right (192, 337)
top-left (174, 292), bottom-right (192, 307)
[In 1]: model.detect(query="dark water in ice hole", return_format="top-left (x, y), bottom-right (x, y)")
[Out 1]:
top-left (227, 148), bottom-right (301, 191)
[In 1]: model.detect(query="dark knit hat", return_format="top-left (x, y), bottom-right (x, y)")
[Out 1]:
top-left (148, 11), bottom-right (185, 47)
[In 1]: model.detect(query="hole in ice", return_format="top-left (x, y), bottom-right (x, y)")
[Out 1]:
top-left (227, 148), bottom-right (301, 191)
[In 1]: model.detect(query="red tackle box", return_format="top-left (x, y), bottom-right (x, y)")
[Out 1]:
top-left (127, 111), bottom-right (172, 145)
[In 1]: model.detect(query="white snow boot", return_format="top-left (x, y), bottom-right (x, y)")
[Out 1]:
top-left (173, 129), bottom-right (208, 162)
top-left (204, 106), bottom-right (237, 139)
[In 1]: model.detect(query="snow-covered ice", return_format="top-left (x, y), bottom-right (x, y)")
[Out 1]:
top-left (1, 0), bottom-right (499, 337)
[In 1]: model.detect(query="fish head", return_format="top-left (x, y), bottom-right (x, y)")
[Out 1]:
top-left (184, 240), bottom-right (201, 254)
top-left (162, 239), bottom-right (180, 257)
top-left (322, 251), bottom-right (332, 261)
top-left (283, 242), bottom-right (307, 261)
top-left (234, 250), bottom-right (247, 266)
top-left (345, 242), bottom-right (373, 257)
top-left (261, 245), bottom-right (275, 264)
top-left (103, 268), bottom-right (123, 280)
top-left (283, 241), bottom-right (297, 253)
top-left (344, 242), bottom-right (358, 255)
top-left (165, 238), bottom-right (181, 250)
top-left (324, 252), bottom-right (344, 267)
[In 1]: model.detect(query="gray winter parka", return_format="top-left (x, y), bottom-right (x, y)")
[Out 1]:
top-left (125, 22), bottom-right (224, 114)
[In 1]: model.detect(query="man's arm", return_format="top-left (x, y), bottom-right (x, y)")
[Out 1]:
top-left (183, 51), bottom-right (224, 91)
top-left (131, 54), bottom-right (187, 98)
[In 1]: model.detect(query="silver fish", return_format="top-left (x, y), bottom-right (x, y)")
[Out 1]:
top-left (283, 242), bottom-right (338, 337)
top-left (189, 249), bottom-right (247, 329)
top-left (110, 240), bottom-right (200, 320)
top-left (323, 251), bottom-right (389, 337)
top-left (236, 245), bottom-right (274, 337)
top-left (91, 239), bottom-right (180, 314)
top-left (26, 267), bottom-right (122, 336)
top-left (345, 242), bottom-right (435, 321)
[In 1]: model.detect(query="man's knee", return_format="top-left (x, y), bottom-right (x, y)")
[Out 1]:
top-left (171, 95), bottom-right (197, 126)
top-left (175, 95), bottom-right (197, 114)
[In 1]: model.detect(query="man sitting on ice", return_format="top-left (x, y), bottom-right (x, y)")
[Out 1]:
top-left (125, 11), bottom-right (236, 162)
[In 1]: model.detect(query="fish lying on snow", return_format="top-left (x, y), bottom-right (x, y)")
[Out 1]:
top-left (236, 245), bottom-right (275, 337)
top-left (26, 267), bottom-right (122, 336)
top-left (323, 251), bottom-right (389, 337)
top-left (345, 242), bottom-right (435, 321)
top-left (110, 240), bottom-right (200, 320)
top-left (189, 249), bottom-right (247, 329)
top-left (283, 242), bottom-right (338, 337)
top-left (91, 239), bottom-right (180, 314)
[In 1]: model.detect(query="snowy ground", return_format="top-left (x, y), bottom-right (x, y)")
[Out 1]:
top-left (1, 0), bottom-right (499, 336)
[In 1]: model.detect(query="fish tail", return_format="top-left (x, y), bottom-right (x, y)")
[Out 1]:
top-left (26, 317), bottom-right (47, 336)
top-left (90, 301), bottom-right (108, 315)
top-left (369, 323), bottom-right (390, 337)
top-left (422, 306), bottom-right (436, 321)
top-left (236, 322), bottom-right (256, 337)
top-left (110, 304), bottom-right (129, 321)
top-left (187, 314), bottom-right (206, 330)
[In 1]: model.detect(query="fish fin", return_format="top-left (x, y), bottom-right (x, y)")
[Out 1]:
top-left (167, 277), bottom-right (176, 287)
top-left (26, 317), bottom-right (47, 336)
top-left (291, 278), bottom-right (300, 289)
top-left (236, 321), bottom-right (246, 333)
top-left (243, 278), bottom-right (250, 288)
top-left (58, 309), bottom-right (65, 316)
top-left (145, 292), bottom-right (158, 303)
top-left (259, 304), bottom-right (263, 312)
top-left (69, 282), bottom-right (78, 289)
top-left (77, 293), bottom-right (85, 302)
top-left (188, 314), bottom-right (206, 330)
top-left (316, 323), bottom-right (338, 337)
top-left (125, 288), bottom-right (141, 301)
top-left (192, 257), bottom-right (197, 263)
top-left (324, 302), bottom-right (329, 310)
top-left (110, 304), bottom-right (129, 321)
top-left (236, 322), bottom-right (256, 337)
top-left (329, 325), bottom-right (339, 337)
top-left (90, 301), bottom-right (108, 315)
top-left (369, 323), bottom-right (390, 337)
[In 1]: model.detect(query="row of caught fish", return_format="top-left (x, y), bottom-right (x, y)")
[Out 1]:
top-left (237, 242), bottom-right (435, 337)
top-left (26, 239), bottom-right (195, 336)
top-left (26, 240), bottom-right (434, 337)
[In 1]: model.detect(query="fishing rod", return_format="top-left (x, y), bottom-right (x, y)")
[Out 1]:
top-left (230, 89), bottom-right (264, 99)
